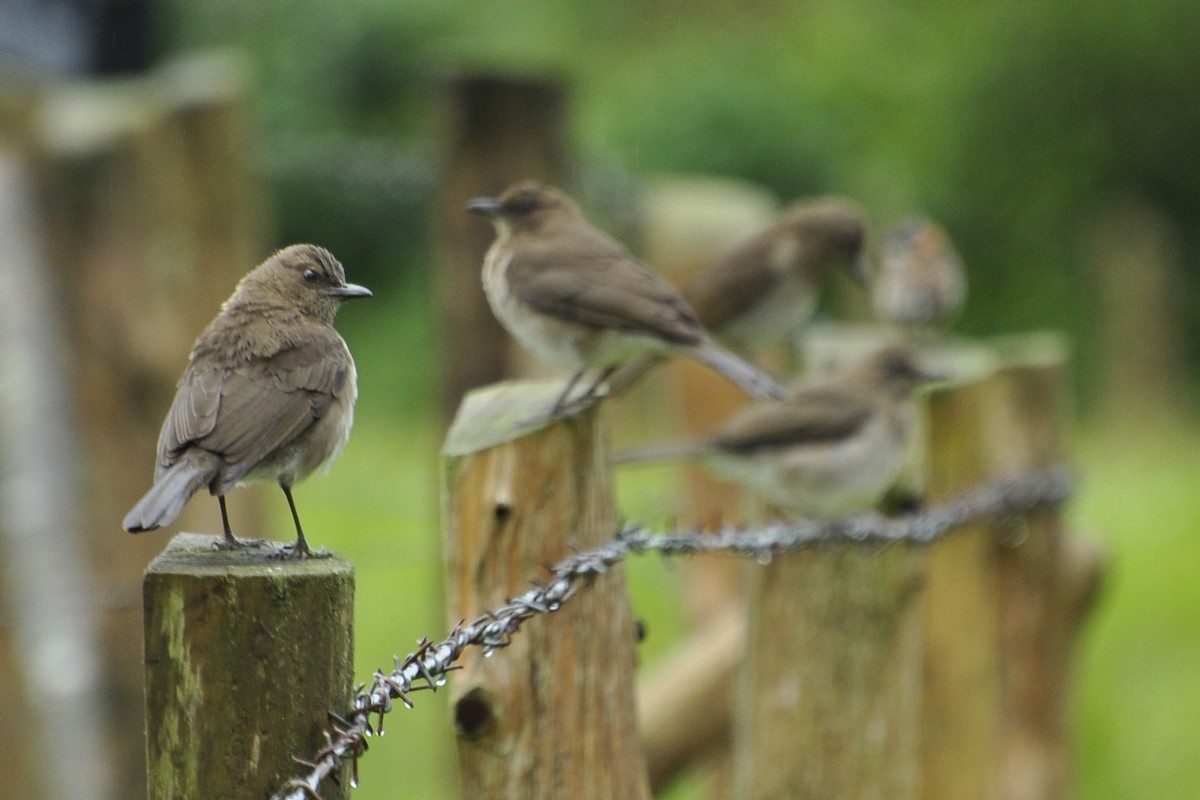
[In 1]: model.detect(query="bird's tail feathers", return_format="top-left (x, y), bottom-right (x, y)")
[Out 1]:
top-left (613, 439), bottom-right (707, 465)
top-left (688, 340), bottom-right (786, 400)
top-left (123, 458), bottom-right (215, 533)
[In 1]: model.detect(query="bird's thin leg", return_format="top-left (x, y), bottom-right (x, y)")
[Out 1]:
top-left (279, 485), bottom-right (326, 558)
top-left (213, 495), bottom-right (266, 550)
top-left (581, 365), bottom-right (616, 401)
top-left (549, 369), bottom-right (587, 416)
top-left (218, 495), bottom-right (240, 548)
top-left (557, 365), bottom-right (616, 417)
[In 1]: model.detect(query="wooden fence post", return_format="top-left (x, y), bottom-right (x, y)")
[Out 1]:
top-left (143, 534), bottom-right (354, 800)
top-left (634, 177), bottom-right (779, 619)
top-left (920, 359), bottom-right (1005, 800)
top-left (985, 334), bottom-right (1080, 800)
top-left (430, 74), bottom-right (568, 420)
top-left (801, 328), bottom-right (1008, 798)
top-left (30, 52), bottom-right (268, 800)
top-left (639, 604), bottom-right (745, 792)
top-left (731, 543), bottom-right (924, 799)
top-left (442, 381), bottom-right (650, 800)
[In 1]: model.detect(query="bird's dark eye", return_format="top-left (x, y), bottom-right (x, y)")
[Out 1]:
top-left (511, 197), bottom-right (537, 214)
top-left (302, 268), bottom-right (319, 283)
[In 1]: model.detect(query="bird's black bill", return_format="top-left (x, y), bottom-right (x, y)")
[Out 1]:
top-left (466, 197), bottom-right (502, 217)
top-left (325, 283), bottom-right (372, 299)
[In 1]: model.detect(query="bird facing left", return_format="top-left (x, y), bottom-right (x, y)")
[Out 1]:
top-left (122, 244), bottom-right (372, 556)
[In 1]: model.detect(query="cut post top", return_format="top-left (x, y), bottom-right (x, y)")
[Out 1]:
top-left (145, 532), bottom-right (354, 578)
top-left (443, 378), bottom-right (597, 457)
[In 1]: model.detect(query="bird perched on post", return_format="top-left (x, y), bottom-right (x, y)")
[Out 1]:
top-left (467, 181), bottom-right (786, 418)
top-left (872, 216), bottom-right (966, 332)
top-left (122, 244), bottom-right (371, 556)
top-left (605, 197), bottom-right (871, 395)
top-left (616, 345), bottom-right (936, 519)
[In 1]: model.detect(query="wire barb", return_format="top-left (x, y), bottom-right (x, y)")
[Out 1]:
top-left (271, 467), bottom-right (1072, 800)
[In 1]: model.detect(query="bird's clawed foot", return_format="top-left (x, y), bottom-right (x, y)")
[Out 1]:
top-left (519, 368), bottom-right (612, 427)
top-left (272, 537), bottom-right (332, 560)
top-left (213, 534), bottom-right (269, 551)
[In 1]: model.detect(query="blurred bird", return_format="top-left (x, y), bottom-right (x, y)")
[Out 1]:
top-left (467, 181), bottom-right (786, 417)
top-left (605, 197), bottom-right (871, 394)
top-left (872, 216), bottom-right (966, 332)
top-left (122, 244), bottom-right (371, 556)
top-left (616, 345), bottom-right (935, 518)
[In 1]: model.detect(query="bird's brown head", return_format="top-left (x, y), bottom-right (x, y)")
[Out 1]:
top-left (882, 217), bottom-right (960, 274)
top-left (466, 181), bottom-right (580, 238)
top-left (238, 244), bottom-right (371, 323)
top-left (864, 344), bottom-right (940, 398)
top-left (782, 198), bottom-right (871, 287)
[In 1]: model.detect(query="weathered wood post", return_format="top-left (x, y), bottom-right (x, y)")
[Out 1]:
top-left (143, 535), bottom-right (354, 800)
top-left (442, 381), bottom-right (650, 799)
top-left (0, 123), bottom-right (107, 799)
top-left (731, 542), bottom-right (925, 799)
top-left (798, 327), bottom-right (1008, 798)
top-left (638, 604), bottom-right (745, 792)
top-left (624, 180), bottom-right (776, 797)
top-left (634, 177), bottom-right (779, 617)
top-left (30, 52), bottom-right (269, 800)
top-left (919, 354), bottom-right (1006, 800)
top-left (724, 327), bottom-right (936, 800)
top-left (732, 326), bottom-right (929, 799)
top-left (986, 334), bottom-right (1079, 800)
top-left (430, 74), bottom-right (568, 420)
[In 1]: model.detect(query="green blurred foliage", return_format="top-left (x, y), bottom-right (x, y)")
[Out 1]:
top-left (158, 2), bottom-right (1200, 798)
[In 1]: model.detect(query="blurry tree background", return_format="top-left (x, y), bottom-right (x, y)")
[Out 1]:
top-left (4, 0), bottom-right (1195, 798)
top-left (162, 0), bottom-right (1200, 417)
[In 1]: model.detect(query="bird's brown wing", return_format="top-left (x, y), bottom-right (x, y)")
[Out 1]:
top-left (156, 331), bottom-right (348, 486)
top-left (710, 389), bottom-right (873, 453)
top-left (509, 233), bottom-right (703, 346)
top-left (683, 233), bottom-right (781, 331)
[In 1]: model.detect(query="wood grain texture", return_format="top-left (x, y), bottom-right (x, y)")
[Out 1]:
top-left (986, 335), bottom-right (1084, 800)
top-left (443, 381), bottom-right (650, 800)
top-left (920, 370), bottom-right (1004, 800)
top-left (732, 543), bottom-right (924, 800)
top-left (143, 534), bottom-right (353, 800)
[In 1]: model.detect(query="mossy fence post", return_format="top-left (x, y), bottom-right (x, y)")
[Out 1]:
top-left (143, 535), bottom-right (354, 800)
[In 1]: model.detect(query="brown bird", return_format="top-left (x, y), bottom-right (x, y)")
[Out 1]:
top-left (605, 197), bottom-right (871, 394)
top-left (122, 244), bottom-right (371, 555)
top-left (872, 216), bottom-right (966, 331)
top-left (616, 345), bottom-right (935, 518)
top-left (467, 181), bottom-right (786, 417)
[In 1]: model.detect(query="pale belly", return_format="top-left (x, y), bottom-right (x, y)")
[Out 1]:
top-left (483, 249), bottom-right (674, 370)
top-left (720, 274), bottom-right (818, 352)
top-left (707, 412), bottom-right (908, 518)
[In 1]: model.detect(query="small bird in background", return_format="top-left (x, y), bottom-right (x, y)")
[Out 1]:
top-left (616, 345), bottom-right (935, 519)
top-left (467, 181), bottom-right (786, 417)
top-left (122, 244), bottom-right (371, 556)
top-left (872, 216), bottom-right (966, 333)
top-left (605, 197), bottom-right (871, 394)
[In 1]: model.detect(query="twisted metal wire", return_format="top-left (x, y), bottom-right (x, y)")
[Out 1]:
top-left (272, 466), bottom-right (1072, 800)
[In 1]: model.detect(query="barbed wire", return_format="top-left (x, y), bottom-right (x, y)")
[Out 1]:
top-left (272, 466), bottom-right (1072, 800)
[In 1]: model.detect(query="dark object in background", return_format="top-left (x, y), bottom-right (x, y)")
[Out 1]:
top-left (0, 0), bottom-right (154, 77)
